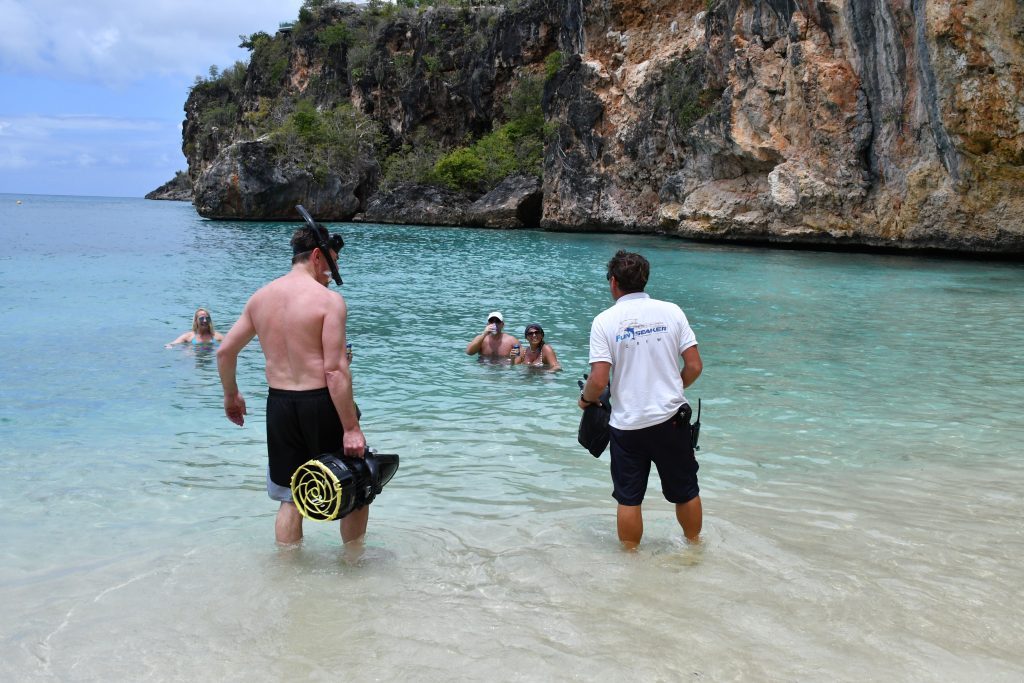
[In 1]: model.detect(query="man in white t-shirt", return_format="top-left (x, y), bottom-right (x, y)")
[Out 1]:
top-left (579, 250), bottom-right (704, 548)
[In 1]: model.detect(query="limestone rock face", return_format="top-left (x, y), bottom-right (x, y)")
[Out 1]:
top-left (182, 2), bottom-right (555, 223)
top-left (360, 184), bottom-right (470, 226)
top-left (193, 140), bottom-right (372, 220)
top-left (467, 174), bottom-right (543, 229)
top-left (145, 172), bottom-right (192, 201)
top-left (359, 176), bottom-right (541, 229)
top-left (541, 0), bottom-right (1024, 253)
top-left (182, 0), bottom-right (1024, 253)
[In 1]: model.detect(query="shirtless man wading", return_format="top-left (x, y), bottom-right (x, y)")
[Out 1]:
top-left (217, 224), bottom-right (367, 545)
top-left (465, 311), bottom-right (520, 359)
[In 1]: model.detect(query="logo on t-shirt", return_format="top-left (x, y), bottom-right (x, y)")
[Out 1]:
top-left (615, 319), bottom-right (668, 344)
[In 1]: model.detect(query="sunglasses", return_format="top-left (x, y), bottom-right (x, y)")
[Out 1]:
top-left (526, 330), bottom-right (542, 337)
top-left (488, 319), bottom-right (502, 324)
top-left (198, 316), bottom-right (210, 323)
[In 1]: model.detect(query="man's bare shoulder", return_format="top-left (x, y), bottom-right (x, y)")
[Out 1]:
top-left (252, 272), bottom-right (325, 298)
top-left (248, 273), bottom-right (291, 301)
top-left (250, 272), bottom-right (344, 316)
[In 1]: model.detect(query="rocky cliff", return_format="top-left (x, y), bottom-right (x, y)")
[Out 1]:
top-left (145, 170), bottom-right (193, 201)
top-left (181, 0), bottom-right (1024, 254)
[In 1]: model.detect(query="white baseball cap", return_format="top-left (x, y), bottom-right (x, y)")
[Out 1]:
top-left (487, 311), bottom-right (504, 323)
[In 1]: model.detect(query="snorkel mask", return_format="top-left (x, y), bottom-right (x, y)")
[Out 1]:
top-left (296, 204), bottom-right (344, 286)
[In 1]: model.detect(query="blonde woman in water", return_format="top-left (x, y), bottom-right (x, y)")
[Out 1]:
top-left (166, 308), bottom-right (224, 347)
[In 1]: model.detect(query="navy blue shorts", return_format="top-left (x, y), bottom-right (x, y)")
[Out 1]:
top-left (609, 408), bottom-right (699, 506)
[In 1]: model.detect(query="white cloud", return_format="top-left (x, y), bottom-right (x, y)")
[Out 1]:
top-left (0, 115), bottom-right (164, 138)
top-left (0, 0), bottom-right (306, 85)
top-left (0, 114), bottom-right (178, 173)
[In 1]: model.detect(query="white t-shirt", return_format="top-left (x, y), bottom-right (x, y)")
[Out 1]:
top-left (588, 292), bottom-right (697, 430)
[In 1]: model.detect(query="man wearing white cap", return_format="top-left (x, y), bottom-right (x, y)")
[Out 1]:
top-left (466, 311), bottom-right (520, 359)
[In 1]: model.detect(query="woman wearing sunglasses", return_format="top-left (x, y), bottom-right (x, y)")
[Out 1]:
top-left (166, 308), bottom-right (224, 347)
top-left (514, 323), bottom-right (561, 371)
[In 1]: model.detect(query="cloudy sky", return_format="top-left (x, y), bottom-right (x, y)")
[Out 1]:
top-left (0, 0), bottom-right (305, 197)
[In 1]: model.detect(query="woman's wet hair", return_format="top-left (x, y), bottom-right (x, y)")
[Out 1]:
top-left (606, 250), bottom-right (649, 293)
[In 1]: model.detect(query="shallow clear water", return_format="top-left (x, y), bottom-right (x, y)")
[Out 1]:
top-left (1, 194), bottom-right (1023, 680)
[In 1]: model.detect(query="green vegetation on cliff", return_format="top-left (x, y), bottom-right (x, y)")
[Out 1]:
top-left (272, 101), bottom-right (382, 181)
top-left (185, 0), bottom-right (555, 210)
top-left (385, 74), bottom-right (545, 191)
top-left (660, 56), bottom-right (722, 134)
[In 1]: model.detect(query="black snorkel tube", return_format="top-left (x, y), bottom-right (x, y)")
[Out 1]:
top-left (296, 204), bottom-right (344, 286)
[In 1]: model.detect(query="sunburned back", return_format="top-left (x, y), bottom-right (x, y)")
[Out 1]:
top-left (248, 272), bottom-right (334, 390)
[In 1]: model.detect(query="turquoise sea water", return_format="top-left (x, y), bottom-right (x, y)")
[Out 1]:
top-left (1, 194), bottom-right (1023, 680)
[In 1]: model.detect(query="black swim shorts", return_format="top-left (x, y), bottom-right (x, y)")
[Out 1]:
top-left (609, 407), bottom-right (699, 506)
top-left (266, 387), bottom-right (344, 487)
